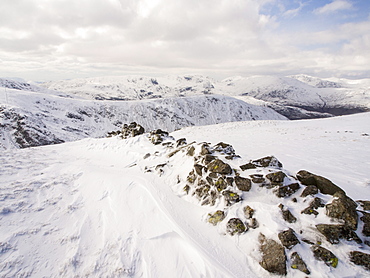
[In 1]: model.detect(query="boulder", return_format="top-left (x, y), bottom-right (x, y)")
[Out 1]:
top-left (176, 138), bottom-right (187, 147)
top-left (186, 146), bottom-right (195, 156)
top-left (226, 218), bottom-right (247, 236)
top-left (207, 159), bottom-right (232, 175)
top-left (249, 174), bottom-right (265, 183)
top-left (222, 190), bottom-right (241, 206)
top-left (326, 192), bottom-right (358, 230)
top-left (296, 170), bottom-right (345, 196)
top-left (240, 163), bottom-right (257, 170)
top-left (358, 200), bottom-right (370, 211)
top-left (213, 142), bottom-right (235, 155)
top-left (252, 156), bottom-right (283, 168)
top-left (200, 143), bottom-right (211, 155)
top-left (279, 204), bottom-right (297, 223)
top-left (311, 245), bottom-right (338, 268)
top-left (266, 171), bottom-right (287, 185)
top-left (349, 251), bottom-right (370, 271)
top-left (243, 206), bottom-right (254, 219)
top-left (310, 197), bottom-right (325, 209)
top-left (149, 129), bottom-right (173, 145)
top-left (278, 228), bottom-right (300, 249)
top-left (290, 252), bottom-right (310, 275)
top-left (249, 218), bottom-right (259, 229)
top-left (194, 184), bottom-right (210, 199)
top-left (194, 164), bottom-right (204, 176)
top-left (274, 183), bottom-right (300, 198)
top-left (234, 176), bottom-right (252, 191)
top-left (121, 122), bottom-right (145, 139)
top-left (207, 210), bottom-right (225, 226)
top-left (300, 185), bottom-right (319, 197)
top-left (215, 177), bottom-right (227, 192)
top-left (360, 211), bottom-right (370, 237)
top-left (316, 224), bottom-right (362, 244)
top-left (259, 234), bottom-right (287, 275)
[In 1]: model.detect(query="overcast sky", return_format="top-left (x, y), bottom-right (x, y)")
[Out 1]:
top-left (0, 0), bottom-right (369, 81)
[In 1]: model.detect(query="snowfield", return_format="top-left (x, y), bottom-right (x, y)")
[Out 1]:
top-left (1, 113), bottom-right (370, 277)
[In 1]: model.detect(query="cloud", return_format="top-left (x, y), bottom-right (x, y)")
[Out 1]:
top-left (314, 0), bottom-right (353, 15)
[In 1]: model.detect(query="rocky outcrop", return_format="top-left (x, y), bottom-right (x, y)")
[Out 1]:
top-left (121, 122), bottom-right (145, 139)
top-left (326, 192), bottom-right (358, 230)
top-left (316, 224), bottom-right (362, 244)
top-left (297, 170), bottom-right (345, 195)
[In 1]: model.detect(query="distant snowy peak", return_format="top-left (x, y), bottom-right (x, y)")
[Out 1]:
top-left (289, 74), bottom-right (342, 88)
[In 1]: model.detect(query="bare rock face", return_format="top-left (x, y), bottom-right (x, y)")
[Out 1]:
top-left (291, 252), bottom-right (310, 274)
top-left (349, 251), bottom-right (370, 271)
top-left (316, 224), bottom-right (362, 244)
top-left (278, 228), bottom-right (300, 249)
top-left (207, 159), bottom-right (232, 175)
top-left (296, 170), bottom-right (345, 196)
top-left (259, 234), bottom-right (287, 275)
top-left (311, 245), bottom-right (338, 268)
top-left (325, 192), bottom-right (358, 230)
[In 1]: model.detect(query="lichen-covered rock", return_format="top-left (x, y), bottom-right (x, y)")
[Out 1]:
top-left (214, 142), bottom-right (235, 155)
top-left (226, 218), bottom-right (247, 235)
top-left (358, 200), bottom-right (370, 211)
top-left (279, 204), bottom-right (297, 223)
top-left (291, 252), bottom-right (310, 274)
top-left (187, 170), bottom-right (196, 184)
top-left (259, 234), bottom-right (287, 275)
top-left (249, 174), bottom-right (265, 183)
top-left (234, 176), bottom-right (252, 191)
top-left (300, 185), bottom-right (319, 197)
top-left (121, 122), bottom-right (145, 139)
top-left (183, 185), bottom-right (190, 194)
top-left (243, 206), bottom-right (254, 219)
top-left (222, 190), bottom-right (241, 206)
top-left (311, 245), bottom-right (338, 268)
top-left (240, 163), bottom-right (257, 170)
top-left (194, 184), bottom-right (210, 199)
top-left (274, 183), bottom-right (300, 198)
top-left (296, 170), bottom-right (345, 196)
top-left (278, 228), bottom-right (300, 249)
top-left (207, 210), bottom-right (225, 226)
top-left (316, 224), bottom-right (362, 244)
top-left (215, 177), bottom-right (227, 192)
top-left (301, 207), bottom-right (319, 215)
top-left (253, 156), bottom-right (283, 168)
top-left (326, 191), bottom-right (358, 230)
top-left (360, 212), bottom-right (370, 237)
top-left (310, 197), bottom-right (325, 209)
top-left (266, 171), bottom-right (287, 185)
top-left (207, 159), bottom-right (232, 175)
top-left (349, 251), bottom-right (370, 271)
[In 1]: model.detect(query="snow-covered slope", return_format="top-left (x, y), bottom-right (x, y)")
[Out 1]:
top-left (0, 85), bottom-right (285, 149)
top-left (1, 113), bottom-right (369, 277)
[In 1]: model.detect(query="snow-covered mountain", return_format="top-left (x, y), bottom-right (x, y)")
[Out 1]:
top-left (0, 83), bottom-right (285, 149)
top-left (42, 74), bottom-right (370, 119)
top-left (1, 113), bottom-right (369, 277)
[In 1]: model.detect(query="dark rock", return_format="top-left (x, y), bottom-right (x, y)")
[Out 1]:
top-left (194, 184), bottom-right (210, 199)
top-left (266, 171), bottom-right (287, 184)
top-left (310, 197), bottom-right (325, 209)
top-left (278, 228), bottom-right (300, 249)
top-left (301, 207), bottom-right (319, 215)
top-left (176, 138), bottom-right (187, 147)
top-left (358, 200), bottom-right (370, 211)
top-left (215, 177), bottom-right (227, 192)
top-left (187, 170), bottom-right (196, 184)
top-left (296, 170), bottom-right (345, 196)
top-left (274, 183), bottom-right (300, 198)
top-left (249, 174), bottom-right (265, 183)
top-left (207, 159), bottom-right (232, 175)
top-left (149, 129), bottom-right (173, 145)
top-left (279, 204), bottom-right (297, 223)
top-left (349, 251), bottom-right (370, 271)
top-left (194, 164), bottom-right (204, 176)
top-left (291, 252), bottom-right (310, 274)
top-left (326, 192), bottom-right (358, 230)
top-left (222, 190), bottom-right (241, 206)
top-left (240, 163), bottom-right (257, 170)
top-left (226, 218), bottom-right (247, 235)
top-left (121, 122), bottom-right (145, 139)
top-left (234, 176), bottom-right (252, 191)
top-left (187, 146), bottom-right (195, 156)
top-left (226, 177), bottom-right (234, 186)
top-left (243, 206), bottom-right (254, 219)
top-left (207, 210), bottom-right (225, 226)
top-left (201, 190), bottom-right (218, 206)
top-left (249, 218), bottom-right (259, 229)
top-left (259, 234), bottom-right (287, 275)
top-left (292, 197), bottom-right (297, 203)
top-left (360, 211), bottom-right (370, 237)
top-left (208, 172), bottom-right (219, 179)
top-left (311, 245), bottom-right (338, 268)
top-left (252, 156), bottom-right (283, 168)
top-left (300, 185), bottom-right (319, 197)
top-left (214, 142), bottom-right (235, 155)
top-left (203, 154), bottom-right (216, 165)
top-left (200, 144), bottom-right (211, 155)
top-left (316, 224), bottom-right (362, 244)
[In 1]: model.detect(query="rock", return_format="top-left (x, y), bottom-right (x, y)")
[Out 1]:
top-left (222, 190), bottom-right (241, 206)
top-left (149, 129), bottom-right (172, 145)
top-left (200, 144), bottom-right (211, 155)
top-left (121, 122), bottom-right (145, 139)
top-left (252, 156), bottom-right (283, 168)
top-left (203, 154), bottom-right (216, 165)
top-left (296, 170), bottom-right (345, 196)
top-left (300, 185), bottom-right (319, 197)
top-left (207, 159), bottom-right (232, 175)
top-left (274, 183), bottom-right (300, 198)
top-left (207, 210), bottom-right (225, 226)
top-left (301, 207), bottom-right (319, 215)
top-left (176, 138), bottom-right (187, 147)
top-left (326, 192), bottom-right (358, 230)
top-left (215, 177), bottom-right (227, 192)
top-left (360, 211), bottom-right (370, 237)
top-left (349, 251), bottom-right (370, 271)
top-left (278, 228), bottom-right (300, 249)
top-left (194, 164), bottom-right (204, 176)
top-left (266, 171), bottom-right (287, 185)
top-left (194, 184), bottom-right (210, 199)
top-left (249, 174), bottom-right (265, 183)
top-left (201, 190), bottom-right (218, 206)
top-left (240, 163), bottom-right (257, 170)
top-left (234, 176), bottom-right (252, 191)
top-left (183, 185), bottom-right (190, 194)
top-left (243, 206), bottom-right (254, 219)
top-left (249, 218), bottom-right (259, 229)
top-left (290, 252), bottom-right (310, 274)
top-left (226, 218), bottom-right (247, 236)
top-left (310, 197), bottom-right (325, 209)
top-left (214, 142), bottom-right (235, 155)
top-left (358, 200), bottom-right (370, 211)
top-left (316, 224), bottom-right (362, 244)
top-left (311, 245), bottom-right (338, 268)
top-left (187, 170), bottom-right (196, 184)
top-left (259, 234), bottom-right (287, 275)
top-left (226, 177), bottom-right (234, 186)
top-left (187, 146), bottom-right (195, 156)
top-left (279, 204), bottom-right (297, 223)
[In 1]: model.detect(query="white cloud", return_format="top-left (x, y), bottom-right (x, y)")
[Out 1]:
top-left (314, 0), bottom-right (353, 15)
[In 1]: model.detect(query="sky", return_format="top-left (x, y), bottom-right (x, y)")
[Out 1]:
top-left (0, 0), bottom-right (369, 81)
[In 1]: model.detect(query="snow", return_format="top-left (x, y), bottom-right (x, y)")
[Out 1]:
top-left (1, 113), bottom-right (370, 277)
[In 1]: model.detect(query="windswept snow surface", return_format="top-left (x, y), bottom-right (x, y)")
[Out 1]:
top-left (1, 113), bottom-right (370, 277)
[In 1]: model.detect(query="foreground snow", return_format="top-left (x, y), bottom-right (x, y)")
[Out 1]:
top-left (1, 113), bottom-right (370, 277)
